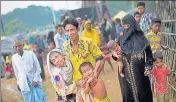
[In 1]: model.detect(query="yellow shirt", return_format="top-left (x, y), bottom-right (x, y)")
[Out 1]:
top-left (64, 37), bottom-right (103, 82)
top-left (146, 31), bottom-right (161, 54)
top-left (24, 43), bottom-right (30, 50)
top-left (6, 56), bottom-right (11, 63)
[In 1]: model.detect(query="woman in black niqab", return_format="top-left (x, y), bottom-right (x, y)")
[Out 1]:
top-left (113, 14), bottom-right (153, 102)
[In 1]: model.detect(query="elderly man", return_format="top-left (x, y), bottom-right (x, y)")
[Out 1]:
top-left (12, 39), bottom-right (46, 102)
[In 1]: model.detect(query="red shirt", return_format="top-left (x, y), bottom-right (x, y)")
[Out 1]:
top-left (152, 65), bottom-right (170, 95)
top-left (5, 66), bottom-right (14, 74)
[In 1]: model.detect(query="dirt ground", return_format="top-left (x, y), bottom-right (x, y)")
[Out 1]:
top-left (1, 58), bottom-right (161, 102)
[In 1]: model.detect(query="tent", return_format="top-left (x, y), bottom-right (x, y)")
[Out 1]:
top-left (113, 11), bottom-right (127, 21)
top-left (61, 7), bottom-right (99, 23)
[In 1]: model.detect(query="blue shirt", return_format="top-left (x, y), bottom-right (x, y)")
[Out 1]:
top-left (115, 24), bottom-right (123, 38)
top-left (54, 33), bottom-right (68, 51)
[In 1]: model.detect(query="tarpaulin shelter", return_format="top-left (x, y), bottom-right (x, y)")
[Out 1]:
top-left (113, 11), bottom-right (127, 21)
top-left (61, 7), bottom-right (99, 23)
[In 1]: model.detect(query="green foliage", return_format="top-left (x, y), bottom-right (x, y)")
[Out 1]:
top-left (2, 5), bottom-right (60, 29)
top-left (3, 19), bottom-right (26, 36)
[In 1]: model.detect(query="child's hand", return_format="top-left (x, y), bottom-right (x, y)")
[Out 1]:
top-left (87, 77), bottom-right (94, 84)
top-left (144, 70), bottom-right (151, 75)
top-left (112, 51), bottom-right (121, 58)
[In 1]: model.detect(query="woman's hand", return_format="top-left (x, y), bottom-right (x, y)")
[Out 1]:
top-left (32, 81), bottom-right (38, 87)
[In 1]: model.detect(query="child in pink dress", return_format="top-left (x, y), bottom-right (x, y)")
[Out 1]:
top-left (145, 53), bottom-right (171, 102)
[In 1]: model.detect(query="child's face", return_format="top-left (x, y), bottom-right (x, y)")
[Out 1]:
top-left (50, 52), bottom-right (66, 67)
top-left (85, 23), bottom-right (91, 31)
top-left (134, 14), bottom-right (141, 23)
top-left (81, 65), bottom-right (93, 78)
top-left (154, 58), bottom-right (164, 68)
top-left (152, 23), bottom-right (161, 33)
top-left (40, 52), bottom-right (44, 57)
top-left (48, 42), bottom-right (55, 51)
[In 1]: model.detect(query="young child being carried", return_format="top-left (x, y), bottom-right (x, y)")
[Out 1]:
top-left (107, 40), bottom-right (124, 77)
top-left (79, 62), bottom-right (110, 102)
top-left (47, 49), bottom-right (76, 102)
top-left (145, 53), bottom-right (171, 102)
top-left (99, 39), bottom-right (114, 72)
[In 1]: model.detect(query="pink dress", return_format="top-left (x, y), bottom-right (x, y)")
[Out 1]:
top-left (152, 65), bottom-right (170, 95)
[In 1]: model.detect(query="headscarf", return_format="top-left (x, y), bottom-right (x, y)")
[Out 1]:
top-left (47, 49), bottom-right (74, 100)
top-left (82, 20), bottom-right (100, 45)
top-left (120, 14), bottom-right (149, 53)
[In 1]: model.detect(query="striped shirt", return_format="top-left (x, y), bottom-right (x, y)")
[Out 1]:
top-left (146, 31), bottom-right (162, 54)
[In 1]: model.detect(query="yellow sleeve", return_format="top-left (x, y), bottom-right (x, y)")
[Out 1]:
top-left (146, 33), bottom-right (150, 40)
top-left (89, 40), bottom-right (103, 58)
top-left (94, 31), bottom-right (101, 46)
top-left (82, 31), bottom-right (86, 37)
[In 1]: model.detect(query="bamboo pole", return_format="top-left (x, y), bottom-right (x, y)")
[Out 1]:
top-left (158, 1), bottom-right (176, 99)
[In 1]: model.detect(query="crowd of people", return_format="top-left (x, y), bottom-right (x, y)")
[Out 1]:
top-left (1, 1), bottom-right (172, 102)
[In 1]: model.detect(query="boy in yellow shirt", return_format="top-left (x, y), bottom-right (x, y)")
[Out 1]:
top-left (146, 18), bottom-right (162, 54)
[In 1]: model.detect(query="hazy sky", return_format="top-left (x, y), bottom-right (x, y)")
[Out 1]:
top-left (1, 1), bottom-right (82, 15)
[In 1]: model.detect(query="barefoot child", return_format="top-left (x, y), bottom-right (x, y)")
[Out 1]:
top-left (107, 40), bottom-right (124, 77)
top-left (47, 49), bottom-right (76, 102)
top-left (79, 62), bottom-right (110, 102)
top-left (145, 53), bottom-right (171, 102)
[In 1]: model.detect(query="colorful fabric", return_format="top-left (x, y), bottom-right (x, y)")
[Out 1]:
top-left (21, 77), bottom-right (46, 102)
top-left (47, 49), bottom-right (76, 100)
top-left (63, 37), bottom-right (103, 82)
top-left (140, 12), bottom-right (155, 34)
top-left (5, 66), bottom-right (13, 74)
top-left (156, 93), bottom-right (169, 102)
top-left (93, 95), bottom-right (110, 102)
top-left (82, 21), bottom-right (101, 46)
top-left (24, 43), bottom-right (30, 50)
top-left (146, 31), bottom-right (162, 54)
top-left (5, 56), bottom-right (11, 64)
top-left (103, 51), bottom-right (110, 60)
top-left (152, 65), bottom-right (170, 95)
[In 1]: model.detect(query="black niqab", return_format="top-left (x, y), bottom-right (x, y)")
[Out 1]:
top-left (120, 14), bottom-right (149, 54)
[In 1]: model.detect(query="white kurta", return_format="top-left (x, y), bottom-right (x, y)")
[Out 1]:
top-left (12, 50), bottom-right (42, 91)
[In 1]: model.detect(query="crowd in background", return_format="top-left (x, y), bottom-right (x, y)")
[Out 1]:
top-left (1, 1), bottom-right (172, 102)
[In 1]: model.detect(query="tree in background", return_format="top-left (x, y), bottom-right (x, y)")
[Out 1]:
top-left (3, 19), bottom-right (27, 36)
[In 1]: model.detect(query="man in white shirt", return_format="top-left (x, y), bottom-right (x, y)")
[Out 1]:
top-left (54, 24), bottom-right (68, 51)
top-left (12, 39), bottom-right (46, 102)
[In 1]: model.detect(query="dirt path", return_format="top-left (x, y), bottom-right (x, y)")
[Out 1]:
top-left (2, 59), bottom-right (158, 102)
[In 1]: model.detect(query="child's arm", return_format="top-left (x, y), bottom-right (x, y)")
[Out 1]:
top-left (144, 69), bottom-right (152, 75)
top-left (166, 66), bottom-right (171, 75)
top-left (83, 77), bottom-right (93, 94)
